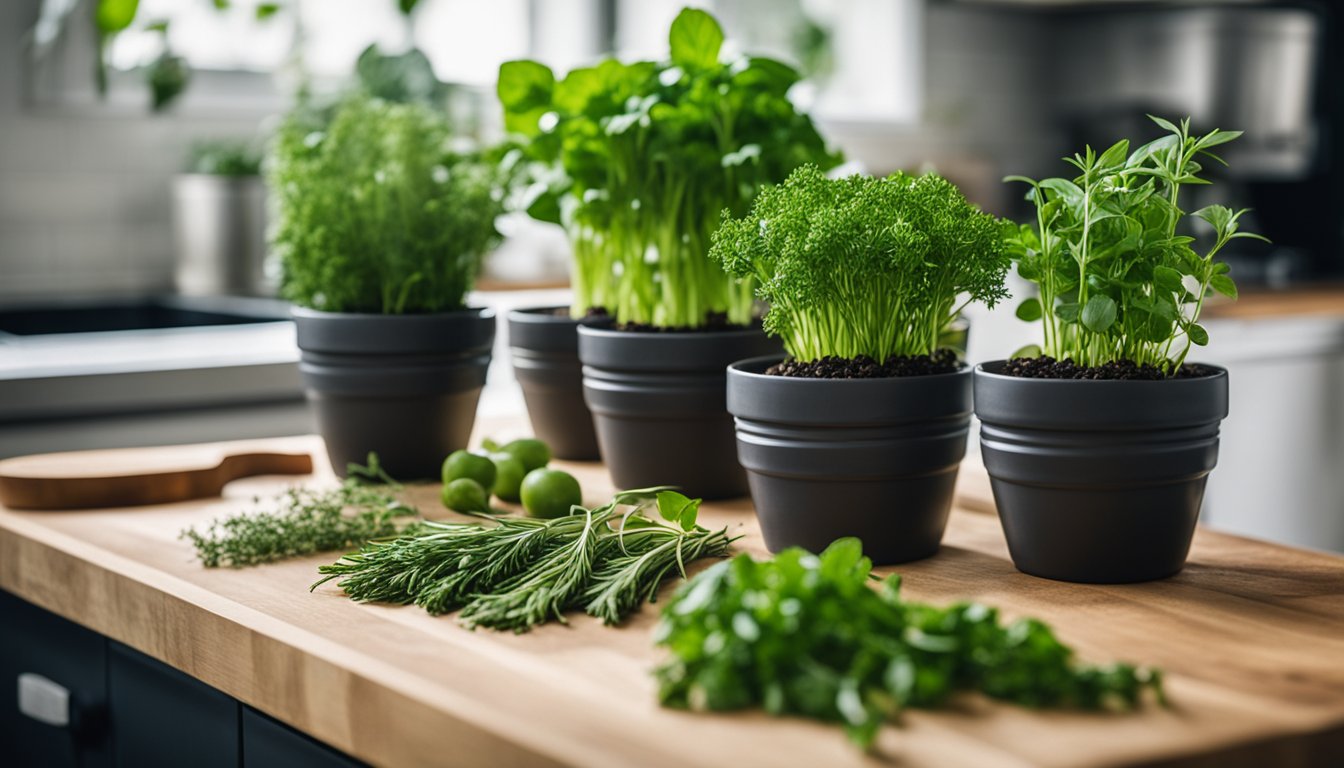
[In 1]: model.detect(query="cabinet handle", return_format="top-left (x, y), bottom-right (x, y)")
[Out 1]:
top-left (17, 673), bottom-right (70, 727)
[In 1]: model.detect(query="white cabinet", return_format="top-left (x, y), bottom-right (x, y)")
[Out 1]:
top-left (1200, 315), bottom-right (1344, 553)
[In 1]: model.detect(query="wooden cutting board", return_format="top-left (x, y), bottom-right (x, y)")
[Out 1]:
top-left (0, 444), bottom-right (313, 510)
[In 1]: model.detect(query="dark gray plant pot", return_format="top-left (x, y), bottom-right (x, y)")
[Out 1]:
top-left (974, 361), bottom-right (1229, 583)
top-left (293, 306), bottom-right (495, 480)
top-left (578, 325), bottom-right (781, 500)
top-left (506, 306), bottom-right (602, 461)
top-left (728, 356), bottom-right (971, 564)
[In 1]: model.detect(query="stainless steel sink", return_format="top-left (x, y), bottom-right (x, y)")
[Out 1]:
top-left (0, 295), bottom-right (308, 459)
top-left (0, 295), bottom-right (290, 337)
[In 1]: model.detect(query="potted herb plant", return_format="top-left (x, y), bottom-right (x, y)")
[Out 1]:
top-left (498, 8), bottom-right (839, 496)
top-left (714, 165), bottom-right (1009, 563)
top-left (977, 116), bottom-right (1260, 583)
top-left (173, 140), bottom-right (270, 297)
top-left (270, 95), bottom-right (505, 480)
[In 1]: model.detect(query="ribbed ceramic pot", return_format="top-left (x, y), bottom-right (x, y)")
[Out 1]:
top-left (506, 306), bottom-right (602, 461)
top-left (974, 361), bottom-right (1229, 583)
top-left (293, 307), bottom-right (495, 480)
top-left (578, 325), bottom-right (780, 499)
top-left (728, 356), bottom-right (972, 564)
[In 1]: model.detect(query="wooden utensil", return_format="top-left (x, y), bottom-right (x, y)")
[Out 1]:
top-left (0, 446), bottom-right (314, 510)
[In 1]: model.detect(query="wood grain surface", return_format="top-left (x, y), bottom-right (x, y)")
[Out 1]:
top-left (1, 426), bottom-right (1342, 768)
top-left (0, 443), bottom-right (313, 510)
top-left (1201, 285), bottom-right (1344, 320)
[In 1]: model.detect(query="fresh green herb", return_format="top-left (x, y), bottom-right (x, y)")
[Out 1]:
top-left (185, 139), bottom-right (262, 176)
top-left (498, 7), bottom-right (840, 327)
top-left (1005, 115), bottom-right (1266, 372)
top-left (181, 455), bottom-right (417, 568)
top-left (270, 94), bottom-right (505, 314)
top-left (314, 488), bottom-right (735, 632)
top-left (655, 538), bottom-right (1164, 748)
top-left (711, 165), bottom-right (1009, 362)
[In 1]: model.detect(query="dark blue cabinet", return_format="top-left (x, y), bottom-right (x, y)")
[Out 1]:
top-left (242, 707), bottom-right (364, 768)
top-left (3, 590), bottom-right (361, 768)
top-left (108, 640), bottom-right (240, 768)
top-left (0, 590), bottom-right (112, 768)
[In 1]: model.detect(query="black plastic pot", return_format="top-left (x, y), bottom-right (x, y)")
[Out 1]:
top-left (728, 357), bottom-right (972, 564)
top-left (974, 361), bottom-right (1229, 583)
top-left (578, 325), bottom-right (780, 499)
top-left (506, 306), bottom-right (601, 461)
top-left (293, 307), bottom-right (495, 480)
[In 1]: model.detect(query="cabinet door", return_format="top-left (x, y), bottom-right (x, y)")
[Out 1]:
top-left (108, 641), bottom-right (240, 768)
top-left (0, 589), bottom-right (112, 768)
top-left (242, 707), bottom-right (364, 768)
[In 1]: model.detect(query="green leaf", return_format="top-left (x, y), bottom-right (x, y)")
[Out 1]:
top-left (398, 0), bottom-right (421, 15)
top-left (1097, 139), bottom-right (1130, 170)
top-left (1153, 266), bottom-right (1184, 294)
top-left (1194, 205), bottom-right (1232, 234)
top-left (1039, 178), bottom-right (1083, 211)
top-left (669, 7), bottom-right (724, 70)
top-left (1198, 129), bottom-right (1242, 149)
top-left (656, 490), bottom-right (700, 531)
top-left (1011, 343), bottom-right (1042, 359)
top-left (497, 60), bottom-right (555, 111)
top-left (212, 0), bottom-right (230, 10)
top-left (1187, 323), bottom-right (1209, 346)
top-left (1209, 274), bottom-right (1238, 299)
top-left (1081, 294), bottom-right (1117, 333)
top-left (95, 0), bottom-right (139, 34)
top-left (1015, 297), bottom-right (1042, 322)
top-left (1148, 114), bottom-right (1180, 134)
top-left (255, 3), bottom-right (280, 20)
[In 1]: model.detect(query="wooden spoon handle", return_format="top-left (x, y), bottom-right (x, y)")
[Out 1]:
top-left (0, 451), bottom-right (314, 511)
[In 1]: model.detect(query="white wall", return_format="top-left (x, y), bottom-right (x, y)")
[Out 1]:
top-left (0, 0), bottom-right (274, 304)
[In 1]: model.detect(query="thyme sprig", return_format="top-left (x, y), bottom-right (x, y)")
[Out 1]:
top-left (181, 455), bottom-right (418, 568)
top-left (314, 488), bottom-right (736, 632)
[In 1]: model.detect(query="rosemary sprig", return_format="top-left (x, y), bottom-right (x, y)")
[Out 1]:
top-left (181, 454), bottom-right (417, 568)
top-left (314, 488), bottom-right (736, 632)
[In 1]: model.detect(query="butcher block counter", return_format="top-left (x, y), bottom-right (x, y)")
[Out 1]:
top-left (1, 432), bottom-right (1343, 768)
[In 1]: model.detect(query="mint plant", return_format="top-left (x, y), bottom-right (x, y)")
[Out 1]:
top-left (710, 165), bottom-right (1009, 362)
top-left (270, 95), bottom-right (505, 314)
top-left (1005, 116), bottom-right (1265, 373)
top-left (497, 8), bottom-right (839, 327)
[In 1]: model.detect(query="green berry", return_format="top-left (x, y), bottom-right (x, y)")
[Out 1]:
top-left (442, 450), bottom-right (496, 490)
top-left (441, 478), bottom-right (489, 514)
top-left (519, 468), bottom-right (583, 519)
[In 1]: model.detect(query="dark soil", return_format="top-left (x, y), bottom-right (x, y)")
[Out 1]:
top-left (766, 349), bottom-right (961, 379)
top-left (616, 311), bottom-right (750, 333)
top-left (1001, 356), bottom-right (1217, 380)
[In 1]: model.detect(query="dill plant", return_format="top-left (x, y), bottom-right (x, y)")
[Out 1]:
top-left (1005, 116), bottom-right (1264, 373)
top-left (710, 165), bottom-right (1009, 362)
top-left (270, 95), bottom-right (505, 314)
top-left (498, 8), bottom-right (839, 327)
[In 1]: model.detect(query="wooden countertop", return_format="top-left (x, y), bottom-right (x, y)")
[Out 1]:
top-left (1202, 284), bottom-right (1344, 320)
top-left (2, 431), bottom-right (1343, 768)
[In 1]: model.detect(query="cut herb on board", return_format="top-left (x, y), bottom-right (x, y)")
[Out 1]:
top-left (314, 488), bottom-right (735, 632)
top-left (654, 538), bottom-right (1164, 748)
top-left (181, 455), bottom-right (417, 568)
